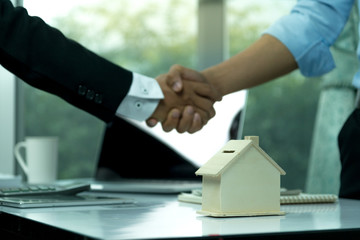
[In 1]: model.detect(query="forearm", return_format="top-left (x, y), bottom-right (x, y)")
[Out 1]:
top-left (0, 0), bottom-right (132, 122)
top-left (202, 34), bottom-right (298, 96)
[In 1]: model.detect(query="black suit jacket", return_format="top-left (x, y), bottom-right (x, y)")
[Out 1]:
top-left (0, 0), bottom-right (132, 122)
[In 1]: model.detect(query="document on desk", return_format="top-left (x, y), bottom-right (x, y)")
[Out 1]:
top-left (178, 189), bottom-right (338, 205)
top-left (0, 193), bottom-right (135, 208)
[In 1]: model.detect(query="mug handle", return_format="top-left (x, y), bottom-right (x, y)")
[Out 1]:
top-left (14, 141), bottom-right (29, 176)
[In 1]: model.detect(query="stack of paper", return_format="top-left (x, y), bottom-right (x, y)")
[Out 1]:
top-left (178, 188), bottom-right (338, 205)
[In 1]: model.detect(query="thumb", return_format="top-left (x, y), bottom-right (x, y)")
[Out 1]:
top-left (166, 64), bottom-right (184, 93)
top-left (146, 118), bottom-right (158, 128)
top-left (166, 64), bottom-right (205, 92)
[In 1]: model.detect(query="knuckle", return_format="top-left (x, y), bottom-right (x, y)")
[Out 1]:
top-left (170, 64), bottom-right (181, 74)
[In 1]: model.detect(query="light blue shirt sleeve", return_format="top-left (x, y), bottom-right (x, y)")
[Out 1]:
top-left (116, 72), bottom-right (164, 121)
top-left (264, 0), bottom-right (355, 77)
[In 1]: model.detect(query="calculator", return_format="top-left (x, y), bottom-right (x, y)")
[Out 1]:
top-left (0, 182), bottom-right (91, 197)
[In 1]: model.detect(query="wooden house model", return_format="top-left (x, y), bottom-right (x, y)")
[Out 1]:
top-left (196, 136), bottom-right (286, 217)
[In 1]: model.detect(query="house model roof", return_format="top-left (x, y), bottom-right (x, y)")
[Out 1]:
top-left (195, 136), bottom-right (286, 177)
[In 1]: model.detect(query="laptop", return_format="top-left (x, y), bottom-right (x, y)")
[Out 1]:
top-left (89, 95), bottom-right (248, 195)
top-left (90, 178), bottom-right (202, 194)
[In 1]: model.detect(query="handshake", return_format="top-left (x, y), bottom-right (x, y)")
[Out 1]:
top-left (147, 64), bottom-right (222, 134)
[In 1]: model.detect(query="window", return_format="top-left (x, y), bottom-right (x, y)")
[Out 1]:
top-left (21, 0), bottom-right (314, 191)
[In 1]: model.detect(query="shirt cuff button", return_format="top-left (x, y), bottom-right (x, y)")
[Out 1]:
top-left (135, 101), bottom-right (143, 109)
top-left (142, 88), bottom-right (148, 95)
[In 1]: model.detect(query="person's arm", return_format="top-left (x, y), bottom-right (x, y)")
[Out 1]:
top-left (205, 0), bottom-right (354, 96)
top-left (0, 0), bottom-right (132, 122)
top-left (0, 0), bottom-right (218, 126)
top-left (202, 34), bottom-right (297, 97)
top-left (146, 64), bottom-right (222, 133)
top-left (161, 0), bottom-right (354, 132)
top-left (150, 72), bottom-right (218, 127)
top-left (151, 35), bottom-right (296, 133)
top-left (115, 73), bottom-right (164, 121)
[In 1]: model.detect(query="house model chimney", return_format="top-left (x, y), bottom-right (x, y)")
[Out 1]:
top-left (244, 136), bottom-right (259, 146)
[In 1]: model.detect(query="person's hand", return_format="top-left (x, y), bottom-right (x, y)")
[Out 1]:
top-left (149, 73), bottom-right (217, 133)
top-left (146, 64), bottom-right (222, 133)
top-left (164, 64), bottom-right (218, 95)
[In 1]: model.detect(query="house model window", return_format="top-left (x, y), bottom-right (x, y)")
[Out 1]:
top-left (195, 136), bottom-right (286, 217)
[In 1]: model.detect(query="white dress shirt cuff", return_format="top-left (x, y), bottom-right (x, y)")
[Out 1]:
top-left (115, 72), bottom-right (164, 121)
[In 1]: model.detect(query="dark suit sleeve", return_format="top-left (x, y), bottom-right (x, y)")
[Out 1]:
top-left (0, 0), bottom-right (133, 122)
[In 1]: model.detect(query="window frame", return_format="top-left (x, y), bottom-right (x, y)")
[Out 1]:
top-left (0, 0), bottom-right (23, 175)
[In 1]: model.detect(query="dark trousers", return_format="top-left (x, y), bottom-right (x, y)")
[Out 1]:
top-left (338, 108), bottom-right (360, 199)
top-left (95, 117), bottom-right (200, 180)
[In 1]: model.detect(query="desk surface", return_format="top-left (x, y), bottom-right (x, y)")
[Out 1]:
top-left (1, 192), bottom-right (360, 239)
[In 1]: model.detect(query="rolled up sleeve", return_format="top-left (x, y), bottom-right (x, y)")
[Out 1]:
top-left (264, 0), bottom-right (354, 77)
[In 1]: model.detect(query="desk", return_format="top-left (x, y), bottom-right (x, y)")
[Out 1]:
top-left (1, 193), bottom-right (360, 239)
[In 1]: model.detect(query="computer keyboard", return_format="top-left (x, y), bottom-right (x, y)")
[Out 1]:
top-left (0, 182), bottom-right (90, 197)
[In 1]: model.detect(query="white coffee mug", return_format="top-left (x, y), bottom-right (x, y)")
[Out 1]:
top-left (14, 136), bottom-right (58, 184)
